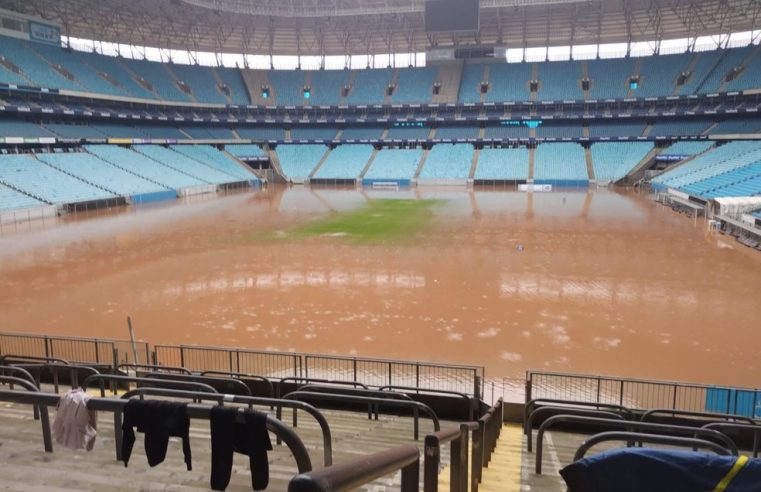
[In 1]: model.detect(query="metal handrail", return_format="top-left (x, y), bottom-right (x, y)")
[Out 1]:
top-left (526, 407), bottom-right (626, 451)
top-left (702, 422), bottom-right (761, 458)
top-left (289, 444), bottom-right (419, 492)
top-left (120, 387), bottom-right (334, 466)
top-left (141, 372), bottom-right (252, 396)
top-left (80, 374), bottom-right (219, 396)
top-left (0, 389), bottom-right (312, 474)
top-left (297, 384), bottom-right (414, 421)
top-left (535, 415), bottom-right (739, 474)
top-left (573, 431), bottom-right (733, 462)
top-left (14, 363), bottom-right (101, 392)
top-left (640, 408), bottom-right (756, 425)
top-left (524, 398), bottom-right (633, 434)
top-left (200, 370), bottom-right (275, 397)
top-left (0, 379), bottom-right (51, 451)
top-left (117, 363), bottom-right (192, 375)
top-left (283, 390), bottom-right (440, 440)
top-left (424, 427), bottom-right (467, 492)
top-left (0, 365), bottom-right (37, 387)
top-left (277, 377), bottom-right (368, 398)
top-left (378, 385), bottom-right (475, 420)
top-left (0, 354), bottom-right (70, 365)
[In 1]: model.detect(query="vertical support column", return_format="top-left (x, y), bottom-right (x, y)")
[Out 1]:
top-left (424, 434), bottom-right (440, 492)
top-left (401, 458), bottom-right (420, 492)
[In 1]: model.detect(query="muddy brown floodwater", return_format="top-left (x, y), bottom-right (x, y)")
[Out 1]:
top-left (1, 187), bottom-right (760, 392)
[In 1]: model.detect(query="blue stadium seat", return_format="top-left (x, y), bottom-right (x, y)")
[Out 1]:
top-left (458, 64), bottom-right (485, 103)
top-left (313, 144), bottom-right (374, 180)
top-left (85, 144), bottom-right (203, 188)
top-left (236, 127), bottom-right (286, 140)
top-left (0, 183), bottom-right (44, 211)
top-left (225, 144), bottom-right (267, 159)
top-left (537, 60), bottom-right (584, 101)
top-left (268, 70), bottom-right (307, 105)
top-left (345, 68), bottom-right (393, 105)
top-left (534, 143), bottom-right (588, 183)
top-left (170, 145), bottom-right (257, 182)
top-left (392, 67), bottom-right (438, 103)
top-left (215, 67), bottom-right (250, 105)
top-left (591, 142), bottom-right (653, 182)
top-left (485, 63), bottom-right (531, 102)
top-left (134, 145), bottom-right (240, 184)
top-left (635, 52), bottom-right (693, 97)
top-left (276, 144), bottom-right (328, 180)
top-left (434, 126), bottom-right (480, 140)
top-left (169, 64), bottom-right (228, 104)
top-left (290, 128), bottom-right (338, 140)
top-left (123, 59), bottom-right (192, 101)
top-left (587, 58), bottom-right (635, 99)
top-left (308, 70), bottom-right (350, 106)
top-left (341, 127), bottom-right (385, 140)
top-left (418, 144), bottom-right (473, 179)
top-left (364, 148), bottom-right (423, 180)
top-left (474, 148), bottom-right (529, 180)
top-left (385, 126), bottom-right (430, 140)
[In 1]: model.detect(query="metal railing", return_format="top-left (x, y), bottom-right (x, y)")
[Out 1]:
top-left (471, 398), bottom-right (503, 492)
top-left (525, 370), bottom-right (761, 414)
top-left (702, 423), bottom-right (761, 458)
top-left (523, 398), bottom-right (634, 434)
top-left (0, 378), bottom-right (51, 451)
top-left (80, 374), bottom-right (219, 397)
top-left (526, 407), bottom-right (626, 452)
top-left (379, 385), bottom-right (476, 421)
top-left (0, 332), bottom-right (149, 366)
top-left (573, 431), bottom-right (733, 462)
top-left (140, 372), bottom-right (252, 396)
top-left (154, 344), bottom-right (301, 378)
top-left (639, 408), bottom-right (756, 425)
top-left (200, 370), bottom-right (275, 398)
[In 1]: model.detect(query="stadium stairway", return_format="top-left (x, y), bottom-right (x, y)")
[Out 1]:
top-left (468, 147), bottom-right (481, 180)
top-left (431, 60), bottom-right (463, 104)
top-left (242, 69), bottom-right (272, 105)
top-left (266, 148), bottom-right (288, 182)
top-left (413, 148), bottom-right (431, 179)
top-left (716, 44), bottom-right (761, 93)
top-left (307, 147), bottom-right (333, 181)
top-left (618, 145), bottom-right (664, 184)
top-left (584, 147), bottom-right (595, 181)
top-left (114, 58), bottom-right (163, 100)
top-left (211, 68), bottom-right (233, 105)
top-left (358, 147), bottom-right (380, 180)
top-left (478, 424), bottom-right (523, 492)
top-left (528, 148), bottom-right (536, 180)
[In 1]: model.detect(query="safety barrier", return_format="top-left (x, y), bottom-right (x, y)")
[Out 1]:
top-left (573, 431), bottom-right (733, 461)
top-left (523, 398), bottom-right (635, 435)
top-left (0, 332), bottom-right (149, 366)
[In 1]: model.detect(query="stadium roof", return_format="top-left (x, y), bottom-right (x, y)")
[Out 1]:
top-left (2, 0), bottom-right (760, 56)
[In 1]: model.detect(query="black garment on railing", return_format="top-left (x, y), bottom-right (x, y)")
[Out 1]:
top-left (210, 405), bottom-right (272, 491)
top-left (121, 399), bottom-right (192, 471)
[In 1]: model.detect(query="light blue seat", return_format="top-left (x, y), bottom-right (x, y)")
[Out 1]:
top-left (85, 144), bottom-right (203, 188)
top-left (483, 124), bottom-right (530, 139)
top-left (537, 60), bottom-right (583, 101)
top-left (225, 144), bottom-right (267, 159)
top-left (0, 153), bottom-right (115, 203)
top-left (587, 58), bottom-right (635, 99)
top-left (0, 36), bottom-right (81, 90)
top-left (90, 123), bottom-right (145, 138)
top-left (419, 144), bottom-right (473, 179)
top-left (268, 71), bottom-right (307, 105)
top-left (314, 144), bottom-right (374, 179)
top-left (534, 143), bottom-right (588, 183)
top-left (170, 145), bottom-right (257, 181)
top-left (710, 118), bottom-right (761, 134)
top-left (215, 67), bottom-right (250, 105)
top-left (123, 59), bottom-right (191, 101)
top-left (537, 123), bottom-right (583, 138)
top-left (676, 50), bottom-right (723, 95)
top-left (179, 127), bottom-right (235, 139)
top-left (276, 144), bottom-right (328, 180)
top-left (591, 142), bottom-right (653, 181)
top-left (308, 70), bottom-right (350, 106)
top-left (140, 126), bottom-right (188, 139)
top-left (80, 53), bottom-right (156, 99)
top-left (661, 141), bottom-right (713, 156)
top-left (458, 64), bottom-right (484, 103)
top-left (341, 127), bottom-right (384, 140)
top-left (345, 69), bottom-right (393, 105)
top-left (31, 43), bottom-right (129, 96)
top-left (0, 183), bottom-right (43, 210)
top-left (392, 67), bottom-right (438, 103)
top-left (635, 52), bottom-right (693, 97)
top-left (434, 126), bottom-right (479, 139)
top-left (290, 128), bottom-right (338, 140)
top-left (588, 121), bottom-right (645, 137)
top-left (135, 145), bottom-right (239, 184)
top-left (698, 46), bottom-right (753, 93)
top-left (485, 63), bottom-right (531, 102)
top-left (36, 151), bottom-right (166, 195)
top-left (364, 148), bottom-right (423, 180)
top-left (649, 119), bottom-right (710, 136)
top-left (236, 127), bottom-right (286, 140)
top-left (474, 148), bottom-right (529, 180)
top-left (44, 123), bottom-right (105, 139)
top-left (386, 126), bottom-right (430, 140)
top-left (0, 120), bottom-right (55, 138)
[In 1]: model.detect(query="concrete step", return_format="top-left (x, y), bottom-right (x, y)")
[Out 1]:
top-left (479, 424), bottom-right (523, 492)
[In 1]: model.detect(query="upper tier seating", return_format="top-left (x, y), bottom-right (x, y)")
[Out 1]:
top-left (44, 123), bottom-right (106, 139)
top-left (635, 52), bottom-right (693, 97)
top-left (235, 127), bottom-right (286, 140)
top-left (536, 123), bottom-right (583, 138)
top-left (85, 144), bottom-right (204, 188)
top-left (290, 128), bottom-right (338, 140)
top-left (485, 63), bottom-right (532, 102)
top-left (386, 126), bottom-right (430, 140)
top-left (0, 153), bottom-right (115, 203)
top-left (169, 64), bottom-right (228, 104)
top-left (587, 58), bottom-right (636, 99)
top-left (225, 144), bottom-right (267, 159)
top-left (346, 68), bottom-right (394, 105)
top-left (36, 151), bottom-right (166, 195)
top-left (537, 60), bottom-right (584, 101)
top-left (0, 120), bottom-right (55, 138)
top-left (418, 144), bottom-right (474, 179)
top-left (179, 127), bottom-right (236, 140)
top-left (276, 144), bottom-right (328, 181)
top-left (483, 124), bottom-right (530, 139)
top-left (308, 70), bottom-right (350, 106)
top-left (0, 36), bottom-right (82, 91)
top-left (710, 118), bottom-right (761, 134)
top-left (458, 64), bottom-right (485, 103)
top-left (434, 126), bottom-right (480, 140)
top-left (698, 46), bottom-right (754, 93)
top-left (660, 141), bottom-right (713, 156)
top-left (77, 52), bottom-right (157, 99)
top-left (341, 127), bottom-right (385, 140)
top-left (591, 142), bottom-right (653, 182)
top-left (474, 148), bottom-right (529, 180)
top-left (268, 70), bottom-right (307, 106)
top-left (170, 145), bottom-right (256, 181)
top-left (313, 144), bottom-right (374, 180)
top-left (364, 148), bottom-right (423, 180)
top-left (134, 145), bottom-right (239, 184)
top-left (126, 59), bottom-right (191, 102)
top-left (724, 49), bottom-right (761, 92)
top-left (215, 67), bottom-right (249, 105)
top-left (587, 121), bottom-right (645, 137)
top-left (534, 143), bottom-right (588, 182)
top-left (652, 141), bottom-right (761, 191)
top-left (676, 50), bottom-right (723, 95)
top-left (649, 119), bottom-right (711, 136)
top-left (0, 183), bottom-right (43, 210)
top-left (392, 67), bottom-right (438, 103)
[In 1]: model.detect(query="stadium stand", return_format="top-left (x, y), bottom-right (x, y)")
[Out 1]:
top-left (78, 51), bottom-right (158, 99)
top-left (345, 68), bottom-right (393, 105)
top-left (587, 57), bottom-right (635, 99)
top-left (89, 123), bottom-right (144, 138)
top-left (724, 50), bottom-right (761, 92)
top-left (169, 145), bottom-right (257, 182)
top-left (268, 70), bottom-right (307, 105)
top-left (36, 150), bottom-right (167, 195)
top-left (483, 124), bottom-right (530, 139)
top-left (635, 52), bottom-right (693, 97)
top-left (307, 69), bottom-right (350, 106)
top-left (43, 123), bottom-right (105, 139)
top-left (179, 126), bottom-right (235, 140)
top-left (587, 121), bottom-right (646, 137)
top-left (485, 62), bottom-right (532, 102)
top-left (169, 63), bottom-right (228, 104)
top-left (434, 126), bottom-right (480, 140)
top-left (276, 144), bottom-right (328, 181)
top-left (537, 60), bottom-right (584, 101)
top-left (536, 122), bottom-right (584, 138)
top-left (85, 145), bottom-right (204, 189)
top-left (312, 144), bottom-right (374, 180)
top-left (418, 143), bottom-right (474, 179)
top-left (710, 118), bottom-right (761, 134)
top-left (648, 119), bottom-right (711, 136)
top-left (225, 144), bottom-right (267, 159)
top-left (534, 143), bottom-right (588, 184)
top-left (458, 63), bottom-right (485, 103)
top-left (0, 36), bottom-right (82, 91)
top-left (290, 127), bottom-right (338, 140)
top-left (591, 142), bottom-right (653, 182)
top-left (0, 120), bottom-right (55, 138)
top-left (340, 127), bottom-right (385, 140)
top-left (385, 126), bottom-right (430, 140)
top-left (133, 145), bottom-right (239, 183)
top-left (363, 148), bottom-right (423, 181)
top-left (474, 147), bottom-right (530, 180)
top-left (0, 183), bottom-right (43, 210)
top-left (660, 141), bottom-right (714, 156)
top-left (215, 67), bottom-right (249, 105)
top-left (136, 126), bottom-right (189, 140)
top-left (125, 59), bottom-right (191, 102)
top-left (392, 67), bottom-right (438, 103)
top-left (698, 45), bottom-right (754, 93)
top-left (0, 153), bottom-right (115, 203)
top-left (235, 127), bottom-right (286, 140)
top-left (676, 50), bottom-right (723, 95)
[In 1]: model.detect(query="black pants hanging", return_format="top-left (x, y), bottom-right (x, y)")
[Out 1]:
top-left (121, 399), bottom-right (192, 471)
top-left (210, 405), bottom-right (272, 491)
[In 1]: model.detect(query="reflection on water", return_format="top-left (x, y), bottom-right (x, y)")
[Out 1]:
top-left (0, 186), bottom-right (760, 390)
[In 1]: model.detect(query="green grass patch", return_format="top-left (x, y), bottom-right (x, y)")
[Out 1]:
top-left (269, 199), bottom-right (439, 244)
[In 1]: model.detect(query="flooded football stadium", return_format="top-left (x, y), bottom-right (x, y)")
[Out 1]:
top-left (1, 186), bottom-right (759, 391)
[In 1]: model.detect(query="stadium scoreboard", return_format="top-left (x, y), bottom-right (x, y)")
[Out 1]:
top-left (424, 0), bottom-right (479, 33)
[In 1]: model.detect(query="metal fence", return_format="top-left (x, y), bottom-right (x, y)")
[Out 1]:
top-left (525, 370), bottom-right (759, 413)
top-left (0, 331), bottom-right (149, 366)
top-left (154, 344), bottom-right (483, 398)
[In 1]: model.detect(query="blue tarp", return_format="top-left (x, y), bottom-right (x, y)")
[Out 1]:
top-left (706, 387), bottom-right (761, 418)
top-left (131, 190), bottom-right (177, 204)
top-left (561, 448), bottom-right (761, 492)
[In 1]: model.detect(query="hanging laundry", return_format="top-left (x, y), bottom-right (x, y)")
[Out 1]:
top-left (52, 388), bottom-right (97, 450)
top-left (121, 399), bottom-right (192, 470)
top-left (209, 405), bottom-right (273, 491)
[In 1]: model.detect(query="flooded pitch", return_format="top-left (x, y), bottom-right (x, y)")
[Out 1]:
top-left (1, 187), bottom-right (760, 390)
